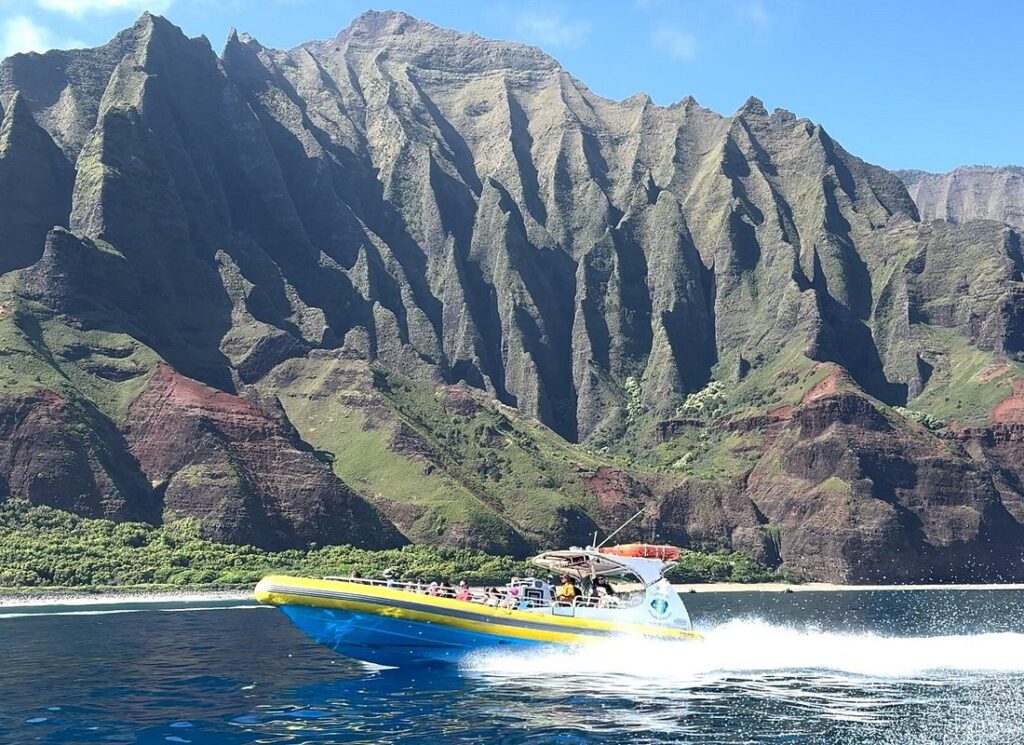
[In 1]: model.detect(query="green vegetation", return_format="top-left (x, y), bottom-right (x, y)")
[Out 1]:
top-left (721, 345), bottom-right (830, 418)
top-left (377, 369), bottom-right (603, 530)
top-left (665, 549), bottom-right (792, 584)
top-left (0, 499), bottom-right (785, 589)
top-left (0, 278), bottom-right (158, 425)
top-left (908, 326), bottom-right (1023, 426)
top-left (659, 429), bottom-right (764, 480)
top-left (591, 344), bottom-right (828, 471)
top-left (0, 498), bottom-right (530, 588)
top-left (267, 356), bottom-right (520, 549)
top-left (893, 406), bottom-right (945, 431)
top-left (675, 381), bottom-right (726, 420)
top-left (267, 357), bottom-right (607, 549)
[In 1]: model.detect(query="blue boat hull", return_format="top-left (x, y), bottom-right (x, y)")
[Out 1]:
top-left (280, 604), bottom-right (546, 666)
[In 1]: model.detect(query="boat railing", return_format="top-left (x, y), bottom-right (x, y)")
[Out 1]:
top-left (320, 575), bottom-right (642, 610)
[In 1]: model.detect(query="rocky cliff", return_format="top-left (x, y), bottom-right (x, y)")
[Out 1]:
top-left (897, 166), bottom-right (1024, 231)
top-left (0, 11), bottom-right (1023, 580)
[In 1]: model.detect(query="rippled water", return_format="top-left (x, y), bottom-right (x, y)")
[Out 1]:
top-left (2, 590), bottom-right (1023, 744)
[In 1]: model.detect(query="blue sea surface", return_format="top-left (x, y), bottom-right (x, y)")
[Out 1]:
top-left (2, 589), bottom-right (1024, 744)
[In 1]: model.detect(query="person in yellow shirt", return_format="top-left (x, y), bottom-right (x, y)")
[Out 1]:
top-left (555, 576), bottom-right (578, 605)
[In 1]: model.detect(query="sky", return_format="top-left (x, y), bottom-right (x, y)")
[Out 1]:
top-left (0, 0), bottom-right (1020, 173)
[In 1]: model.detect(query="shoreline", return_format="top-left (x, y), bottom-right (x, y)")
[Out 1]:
top-left (4, 582), bottom-right (1024, 608)
top-left (673, 582), bottom-right (1024, 593)
top-left (0, 588), bottom-right (253, 608)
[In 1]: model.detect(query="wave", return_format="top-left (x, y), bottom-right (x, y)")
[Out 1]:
top-left (462, 618), bottom-right (1024, 681)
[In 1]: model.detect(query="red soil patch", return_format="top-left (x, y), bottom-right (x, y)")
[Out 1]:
top-left (992, 379), bottom-right (1024, 423)
top-left (586, 466), bottom-right (644, 512)
top-left (768, 404), bottom-right (794, 420)
top-left (148, 363), bottom-right (257, 415)
top-left (801, 364), bottom-right (841, 405)
top-left (978, 363), bottom-right (1010, 383)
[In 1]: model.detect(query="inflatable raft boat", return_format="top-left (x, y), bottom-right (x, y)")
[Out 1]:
top-left (255, 545), bottom-right (700, 666)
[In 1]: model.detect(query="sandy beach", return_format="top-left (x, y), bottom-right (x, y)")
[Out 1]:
top-left (674, 582), bottom-right (1024, 593)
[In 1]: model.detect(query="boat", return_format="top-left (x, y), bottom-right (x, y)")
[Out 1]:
top-left (254, 544), bottom-right (701, 666)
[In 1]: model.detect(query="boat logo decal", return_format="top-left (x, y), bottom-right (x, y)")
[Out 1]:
top-left (648, 596), bottom-right (670, 619)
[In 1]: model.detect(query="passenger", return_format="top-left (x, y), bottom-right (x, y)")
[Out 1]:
top-left (414, 579), bottom-right (426, 594)
top-left (501, 586), bottom-right (520, 609)
top-left (438, 580), bottom-right (454, 598)
top-left (595, 577), bottom-right (617, 607)
top-left (594, 577), bottom-right (615, 596)
top-left (555, 575), bottom-right (577, 605)
top-left (485, 587), bottom-right (501, 607)
top-left (427, 581), bottom-right (439, 596)
top-left (383, 568), bottom-right (398, 588)
top-left (455, 580), bottom-right (472, 601)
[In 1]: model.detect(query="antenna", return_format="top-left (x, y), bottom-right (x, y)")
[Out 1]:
top-left (596, 507), bottom-right (645, 549)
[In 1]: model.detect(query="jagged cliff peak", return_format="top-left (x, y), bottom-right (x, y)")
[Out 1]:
top-left (0, 90), bottom-right (33, 146)
top-left (297, 8), bottom-right (561, 76)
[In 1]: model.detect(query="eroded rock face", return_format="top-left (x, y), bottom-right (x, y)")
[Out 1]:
top-left (0, 93), bottom-right (73, 273)
top-left (741, 392), bottom-right (1024, 583)
top-left (898, 167), bottom-right (1024, 231)
top-left (123, 364), bottom-right (405, 550)
top-left (7, 10), bottom-right (1013, 445)
top-left (0, 389), bottom-right (157, 522)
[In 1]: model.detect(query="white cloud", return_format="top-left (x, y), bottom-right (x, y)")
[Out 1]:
top-left (37, 0), bottom-right (173, 18)
top-left (1, 15), bottom-right (86, 57)
top-left (652, 27), bottom-right (697, 61)
top-left (516, 9), bottom-right (590, 49)
top-left (1, 15), bottom-right (57, 57)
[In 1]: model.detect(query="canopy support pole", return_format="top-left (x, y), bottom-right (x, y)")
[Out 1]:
top-left (595, 508), bottom-right (645, 549)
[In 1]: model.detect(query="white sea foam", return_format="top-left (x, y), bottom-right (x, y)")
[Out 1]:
top-left (458, 619), bottom-right (1024, 739)
top-left (462, 618), bottom-right (1024, 682)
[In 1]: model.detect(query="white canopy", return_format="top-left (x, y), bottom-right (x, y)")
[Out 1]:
top-left (530, 549), bottom-right (672, 585)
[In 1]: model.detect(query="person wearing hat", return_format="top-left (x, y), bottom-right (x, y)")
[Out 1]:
top-left (427, 581), bottom-right (439, 596)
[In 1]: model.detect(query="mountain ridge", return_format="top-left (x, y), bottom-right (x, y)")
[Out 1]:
top-left (0, 11), bottom-right (1023, 582)
top-left (896, 165), bottom-right (1024, 231)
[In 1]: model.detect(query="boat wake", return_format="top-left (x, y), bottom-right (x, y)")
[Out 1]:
top-left (462, 618), bottom-right (1024, 681)
top-left (459, 619), bottom-right (1024, 741)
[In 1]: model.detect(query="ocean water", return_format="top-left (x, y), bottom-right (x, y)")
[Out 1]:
top-left (1, 590), bottom-right (1023, 744)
